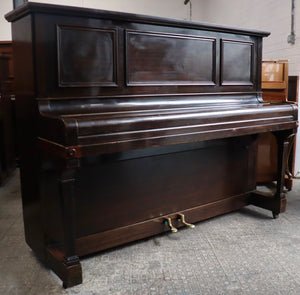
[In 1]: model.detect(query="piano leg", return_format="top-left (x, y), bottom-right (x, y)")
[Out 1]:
top-left (250, 130), bottom-right (296, 218)
top-left (46, 159), bottom-right (82, 288)
top-left (272, 131), bottom-right (296, 218)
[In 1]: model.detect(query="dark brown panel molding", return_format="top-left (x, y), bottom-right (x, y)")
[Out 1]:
top-left (126, 30), bottom-right (216, 86)
top-left (220, 39), bottom-right (254, 86)
top-left (57, 25), bottom-right (118, 87)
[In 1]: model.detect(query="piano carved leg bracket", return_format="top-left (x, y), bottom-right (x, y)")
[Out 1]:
top-left (250, 130), bottom-right (296, 218)
top-left (46, 159), bottom-right (82, 288)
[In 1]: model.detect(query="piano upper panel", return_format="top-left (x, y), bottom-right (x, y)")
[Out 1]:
top-left (6, 2), bottom-right (269, 99)
top-left (45, 19), bottom-right (259, 97)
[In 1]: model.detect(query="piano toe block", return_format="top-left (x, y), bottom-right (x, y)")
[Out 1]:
top-left (46, 248), bottom-right (82, 288)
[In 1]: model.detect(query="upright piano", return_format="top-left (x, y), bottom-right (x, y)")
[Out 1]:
top-left (6, 3), bottom-right (298, 287)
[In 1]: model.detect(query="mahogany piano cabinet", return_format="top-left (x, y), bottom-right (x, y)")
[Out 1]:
top-left (6, 3), bottom-right (298, 287)
top-left (0, 41), bottom-right (14, 93)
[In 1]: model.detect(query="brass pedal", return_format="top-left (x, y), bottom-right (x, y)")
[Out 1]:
top-left (164, 217), bottom-right (178, 233)
top-left (178, 213), bottom-right (195, 228)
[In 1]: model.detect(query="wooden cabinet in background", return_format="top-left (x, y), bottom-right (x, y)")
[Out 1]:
top-left (0, 54), bottom-right (16, 184)
top-left (261, 59), bottom-right (289, 101)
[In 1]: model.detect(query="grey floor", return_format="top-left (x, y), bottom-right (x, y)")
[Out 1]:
top-left (1, 170), bottom-right (300, 295)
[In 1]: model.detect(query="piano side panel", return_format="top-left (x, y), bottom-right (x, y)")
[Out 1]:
top-left (11, 16), bottom-right (47, 261)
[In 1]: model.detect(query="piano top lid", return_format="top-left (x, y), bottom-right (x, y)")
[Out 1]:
top-left (5, 2), bottom-right (270, 38)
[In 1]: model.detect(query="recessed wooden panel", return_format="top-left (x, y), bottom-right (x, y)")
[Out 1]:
top-left (221, 39), bottom-right (254, 86)
top-left (126, 30), bottom-right (216, 86)
top-left (57, 26), bottom-right (117, 87)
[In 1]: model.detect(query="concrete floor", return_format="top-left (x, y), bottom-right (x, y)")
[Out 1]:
top-left (1, 170), bottom-right (300, 295)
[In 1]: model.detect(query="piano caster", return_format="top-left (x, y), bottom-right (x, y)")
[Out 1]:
top-left (178, 213), bottom-right (195, 228)
top-left (272, 211), bottom-right (279, 219)
top-left (164, 217), bottom-right (178, 233)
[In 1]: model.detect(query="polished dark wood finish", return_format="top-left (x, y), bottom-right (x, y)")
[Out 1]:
top-left (76, 193), bottom-right (250, 256)
top-left (6, 3), bottom-right (298, 287)
top-left (57, 26), bottom-right (117, 87)
top-left (257, 132), bottom-right (278, 182)
top-left (288, 76), bottom-right (299, 102)
top-left (126, 31), bottom-right (216, 86)
top-left (0, 55), bottom-right (9, 81)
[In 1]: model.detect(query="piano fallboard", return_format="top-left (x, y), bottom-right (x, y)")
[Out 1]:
top-left (39, 97), bottom-right (297, 158)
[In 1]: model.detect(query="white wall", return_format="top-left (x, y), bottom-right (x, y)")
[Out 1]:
top-left (0, 0), bottom-right (193, 41)
top-left (29, 0), bottom-right (192, 20)
top-left (193, 0), bottom-right (300, 76)
top-left (0, 0), bottom-right (13, 40)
